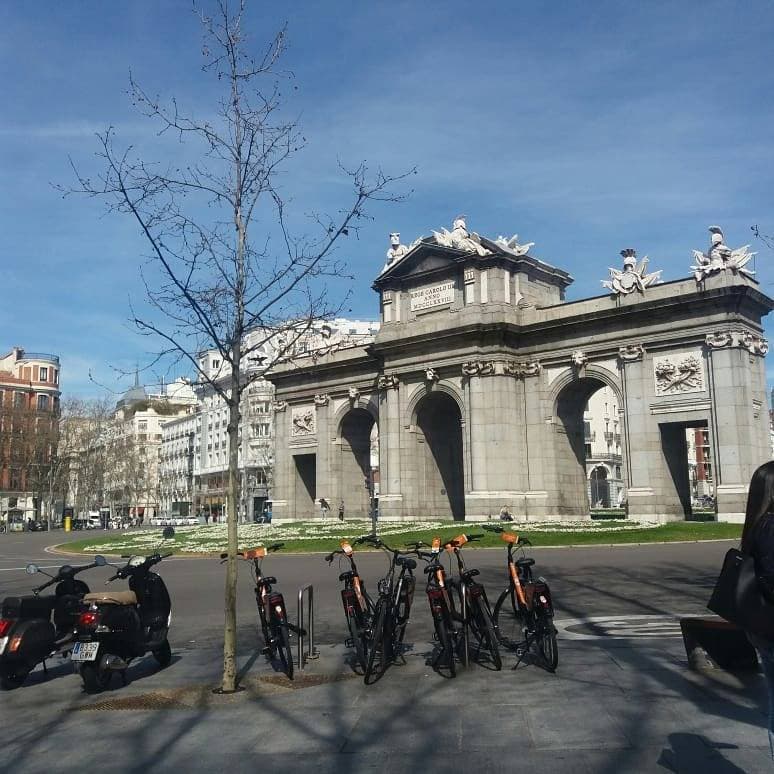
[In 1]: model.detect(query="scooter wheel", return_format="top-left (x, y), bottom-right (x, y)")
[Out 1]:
top-left (0, 665), bottom-right (30, 690)
top-left (153, 639), bottom-right (172, 668)
top-left (80, 663), bottom-right (111, 693)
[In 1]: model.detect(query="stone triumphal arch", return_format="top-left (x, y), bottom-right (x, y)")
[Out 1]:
top-left (269, 219), bottom-right (772, 523)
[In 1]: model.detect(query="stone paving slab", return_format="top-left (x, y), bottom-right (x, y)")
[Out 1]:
top-left (3, 638), bottom-right (773, 773)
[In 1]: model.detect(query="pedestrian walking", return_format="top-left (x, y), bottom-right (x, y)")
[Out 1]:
top-left (338, 500), bottom-right (345, 521)
top-left (320, 498), bottom-right (330, 519)
top-left (740, 461), bottom-right (774, 760)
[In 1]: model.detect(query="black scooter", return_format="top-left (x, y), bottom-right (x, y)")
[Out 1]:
top-left (0, 556), bottom-right (107, 689)
top-left (71, 527), bottom-right (175, 692)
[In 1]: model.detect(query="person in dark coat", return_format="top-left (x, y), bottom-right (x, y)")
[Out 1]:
top-left (741, 460), bottom-right (774, 760)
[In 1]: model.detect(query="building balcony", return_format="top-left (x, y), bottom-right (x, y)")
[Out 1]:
top-left (19, 352), bottom-right (59, 364)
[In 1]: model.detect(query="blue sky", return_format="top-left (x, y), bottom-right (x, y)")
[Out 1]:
top-left (1, 1), bottom-right (773, 397)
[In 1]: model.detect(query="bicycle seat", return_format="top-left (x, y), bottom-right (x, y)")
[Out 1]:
top-left (516, 558), bottom-right (535, 568)
top-left (396, 556), bottom-right (416, 570)
top-left (258, 576), bottom-right (277, 586)
top-left (339, 571), bottom-right (355, 582)
top-left (462, 568), bottom-right (480, 580)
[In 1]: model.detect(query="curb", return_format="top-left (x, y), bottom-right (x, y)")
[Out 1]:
top-left (46, 536), bottom-right (740, 558)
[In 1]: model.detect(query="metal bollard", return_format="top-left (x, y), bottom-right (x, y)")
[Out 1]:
top-left (297, 583), bottom-right (318, 670)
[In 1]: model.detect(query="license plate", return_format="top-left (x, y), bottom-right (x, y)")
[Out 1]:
top-left (71, 642), bottom-right (99, 662)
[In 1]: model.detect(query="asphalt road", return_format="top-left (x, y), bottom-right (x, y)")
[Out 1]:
top-left (0, 528), bottom-right (734, 651)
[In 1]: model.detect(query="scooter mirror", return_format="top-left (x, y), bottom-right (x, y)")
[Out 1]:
top-left (25, 563), bottom-right (39, 575)
top-left (94, 555), bottom-right (107, 566)
top-left (162, 526), bottom-right (175, 540)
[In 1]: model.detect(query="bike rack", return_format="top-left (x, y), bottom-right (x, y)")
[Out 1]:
top-left (297, 583), bottom-right (318, 670)
top-left (460, 580), bottom-right (470, 668)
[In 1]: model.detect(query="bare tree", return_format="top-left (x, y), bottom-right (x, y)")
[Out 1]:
top-left (752, 225), bottom-right (774, 252)
top-left (55, 396), bottom-right (115, 522)
top-left (65, 1), bottom-right (410, 691)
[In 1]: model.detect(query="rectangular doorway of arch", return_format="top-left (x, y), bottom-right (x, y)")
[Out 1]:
top-left (293, 453), bottom-right (316, 520)
top-left (660, 421), bottom-right (715, 521)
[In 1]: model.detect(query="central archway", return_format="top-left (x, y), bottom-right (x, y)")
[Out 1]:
top-left (415, 391), bottom-right (465, 520)
top-left (554, 375), bottom-right (626, 516)
top-left (338, 408), bottom-right (376, 517)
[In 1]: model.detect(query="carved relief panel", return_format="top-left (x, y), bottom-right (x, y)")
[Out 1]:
top-left (652, 351), bottom-right (705, 396)
top-left (291, 405), bottom-right (317, 436)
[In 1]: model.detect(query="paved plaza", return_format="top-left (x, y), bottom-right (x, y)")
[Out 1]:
top-left (1, 533), bottom-right (772, 772)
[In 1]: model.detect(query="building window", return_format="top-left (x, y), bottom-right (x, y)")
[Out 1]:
top-left (212, 359), bottom-right (220, 369)
top-left (138, 420), bottom-right (148, 432)
top-left (39, 366), bottom-right (48, 382)
top-left (37, 394), bottom-right (49, 411)
top-left (14, 392), bottom-right (24, 408)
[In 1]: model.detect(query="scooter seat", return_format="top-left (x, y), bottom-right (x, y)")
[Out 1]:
top-left (83, 590), bottom-right (138, 605)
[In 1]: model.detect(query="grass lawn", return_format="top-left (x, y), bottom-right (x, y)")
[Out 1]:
top-left (58, 518), bottom-right (743, 556)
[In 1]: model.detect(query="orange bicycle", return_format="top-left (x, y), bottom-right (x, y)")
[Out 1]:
top-left (221, 543), bottom-right (301, 679)
top-left (325, 536), bottom-right (374, 672)
top-left (484, 526), bottom-right (558, 672)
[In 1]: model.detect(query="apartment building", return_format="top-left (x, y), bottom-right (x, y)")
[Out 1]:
top-left (157, 319), bottom-right (380, 521)
top-left (0, 347), bottom-right (61, 523)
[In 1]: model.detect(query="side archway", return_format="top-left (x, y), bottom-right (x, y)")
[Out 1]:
top-left (552, 372), bottom-right (626, 517)
top-left (335, 407), bottom-right (376, 518)
top-left (412, 390), bottom-right (465, 520)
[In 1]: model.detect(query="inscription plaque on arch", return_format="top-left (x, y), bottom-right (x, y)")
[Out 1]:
top-left (410, 280), bottom-right (455, 312)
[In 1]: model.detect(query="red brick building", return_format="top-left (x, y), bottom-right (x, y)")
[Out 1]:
top-left (0, 347), bottom-right (61, 524)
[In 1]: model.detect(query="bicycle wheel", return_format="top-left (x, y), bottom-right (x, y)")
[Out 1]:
top-left (431, 603), bottom-right (456, 677)
top-left (535, 614), bottom-right (559, 672)
top-left (470, 595), bottom-right (502, 670)
top-left (275, 619), bottom-right (294, 680)
top-left (493, 586), bottom-right (523, 649)
top-left (346, 608), bottom-right (368, 672)
top-left (364, 600), bottom-right (389, 684)
top-left (392, 578), bottom-right (415, 662)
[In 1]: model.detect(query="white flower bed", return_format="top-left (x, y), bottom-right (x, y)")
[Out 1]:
top-left (78, 518), bottom-right (658, 554)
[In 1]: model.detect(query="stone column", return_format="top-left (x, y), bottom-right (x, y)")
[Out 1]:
top-left (467, 373), bottom-right (488, 492)
top-left (709, 333), bottom-right (770, 521)
top-left (619, 347), bottom-right (666, 521)
top-left (270, 401), bottom-right (290, 519)
top-left (378, 374), bottom-right (404, 519)
top-left (621, 345), bottom-right (686, 522)
top-left (314, 394), bottom-right (331, 506)
top-left (519, 366), bottom-right (548, 519)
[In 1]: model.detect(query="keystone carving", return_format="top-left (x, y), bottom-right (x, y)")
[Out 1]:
top-left (571, 351), bottom-right (588, 369)
top-left (377, 374), bottom-right (399, 390)
top-left (348, 386), bottom-right (360, 403)
top-left (313, 393), bottom-right (330, 406)
top-left (272, 401), bottom-right (288, 412)
top-left (618, 344), bottom-right (645, 362)
top-left (425, 367), bottom-right (440, 383)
